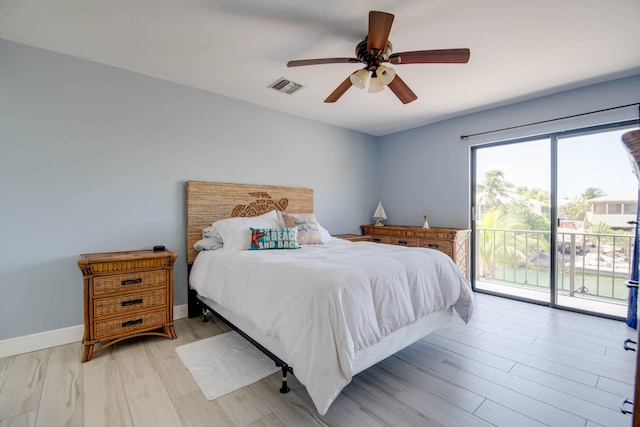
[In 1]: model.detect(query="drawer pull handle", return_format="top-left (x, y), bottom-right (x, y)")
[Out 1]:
top-left (122, 278), bottom-right (142, 286)
top-left (428, 243), bottom-right (439, 248)
top-left (121, 298), bottom-right (143, 307)
top-left (398, 240), bottom-right (408, 245)
top-left (620, 398), bottom-right (633, 415)
top-left (372, 238), bottom-right (381, 242)
top-left (624, 338), bottom-right (636, 351)
top-left (122, 319), bottom-right (143, 328)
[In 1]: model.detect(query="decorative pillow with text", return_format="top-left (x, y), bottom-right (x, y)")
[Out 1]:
top-left (282, 213), bottom-right (323, 245)
top-left (249, 227), bottom-right (300, 250)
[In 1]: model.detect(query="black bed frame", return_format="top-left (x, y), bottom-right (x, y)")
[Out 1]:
top-left (187, 266), bottom-right (293, 394)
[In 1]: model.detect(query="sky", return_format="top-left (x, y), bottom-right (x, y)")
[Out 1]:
top-left (475, 126), bottom-right (638, 203)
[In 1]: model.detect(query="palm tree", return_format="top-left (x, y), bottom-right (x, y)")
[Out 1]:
top-left (582, 187), bottom-right (606, 200)
top-left (478, 205), bottom-right (549, 279)
top-left (517, 186), bottom-right (551, 204)
top-left (477, 169), bottom-right (514, 211)
top-left (560, 187), bottom-right (606, 223)
top-left (561, 199), bottom-right (590, 221)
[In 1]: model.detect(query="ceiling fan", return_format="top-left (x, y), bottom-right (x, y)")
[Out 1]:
top-left (287, 11), bottom-right (470, 104)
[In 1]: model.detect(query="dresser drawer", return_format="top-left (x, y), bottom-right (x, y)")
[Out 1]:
top-left (416, 238), bottom-right (452, 254)
top-left (93, 308), bottom-right (168, 340)
top-left (362, 226), bottom-right (470, 279)
top-left (388, 236), bottom-right (417, 246)
top-left (93, 270), bottom-right (166, 296)
top-left (368, 235), bottom-right (417, 246)
top-left (93, 288), bottom-right (167, 318)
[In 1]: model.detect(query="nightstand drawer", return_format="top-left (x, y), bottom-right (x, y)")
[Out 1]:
top-left (93, 288), bottom-right (167, 318)
top-left (416, 238), bottom-right (452, 254)
top-left (93, 270), bottom-right (166, 296)
top-left (94, 308), bottom-right (167, 340)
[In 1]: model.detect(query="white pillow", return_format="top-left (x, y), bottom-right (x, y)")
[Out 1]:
top-left (193, 238), bottom-right (224, 252)
top-left (215, 210), bottom-right (284, 251)
top-left (202, 226), bottom-right (223, 243)
top-left (317, 223), bottom-right (339, 243)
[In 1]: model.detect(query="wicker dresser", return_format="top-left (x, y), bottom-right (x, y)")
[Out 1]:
top-left (332, 234), bottom-right (373, 242)
top-left (361, 225), bottom-right (471, 278)
top-left (77, 249), bottom-right (178, 362)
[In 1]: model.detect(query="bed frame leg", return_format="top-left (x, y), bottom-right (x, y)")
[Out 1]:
top-left (279, 364), bottom-right (291, 394)
top-left (187, 286), bottom-right (202, 318)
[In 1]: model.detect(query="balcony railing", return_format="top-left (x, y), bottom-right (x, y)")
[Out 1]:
top-left (476, 228), bottom-right (633, 304)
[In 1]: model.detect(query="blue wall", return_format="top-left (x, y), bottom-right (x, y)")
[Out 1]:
top-left (0, 39), bottom-right (379, 339)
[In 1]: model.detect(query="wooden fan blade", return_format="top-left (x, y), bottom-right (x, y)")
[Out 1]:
top-left (389, 49), bottom-right (470, 64)
top-left (367, 11), bottom-right (394, 52)
top-left (387, 74), bottom-right (417, 104)
top-left (324, 76), bottom-right (353, 103)
top-left (287, 58), bottom-right (361, 67)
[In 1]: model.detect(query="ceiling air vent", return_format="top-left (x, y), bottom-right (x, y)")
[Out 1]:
top-left (269, 78), bottom-right (303, 95)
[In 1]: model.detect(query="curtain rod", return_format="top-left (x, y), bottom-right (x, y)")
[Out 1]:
top-left (459, 102), bottom-right (640, 140)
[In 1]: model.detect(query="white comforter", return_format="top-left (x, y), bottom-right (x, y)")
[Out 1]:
top-left (189, 240), bottom-right (474, 415)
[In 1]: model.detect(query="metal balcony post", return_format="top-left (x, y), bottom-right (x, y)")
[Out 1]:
top-left (569, 234), bottom-right (576, 297)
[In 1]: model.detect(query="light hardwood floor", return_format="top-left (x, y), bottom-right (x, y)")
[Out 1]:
top-left (0, 293), bottom-right (637, 427)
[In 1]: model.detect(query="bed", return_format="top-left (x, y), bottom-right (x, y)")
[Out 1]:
top-left (185, 181), bottom-right (475, 415)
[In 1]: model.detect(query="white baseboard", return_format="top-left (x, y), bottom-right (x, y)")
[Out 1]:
top-left (0, 304), bottom-right (189, 359)
top-left (174, 303), bottom-right (188, 320)
top-left (0, 324), bottom-right (86, 359)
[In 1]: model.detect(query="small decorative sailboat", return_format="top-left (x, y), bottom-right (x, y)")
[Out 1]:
top-left (373, 201), bottom-right (388, 226)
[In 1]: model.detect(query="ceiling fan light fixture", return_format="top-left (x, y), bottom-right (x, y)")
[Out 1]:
top-left (349, 68), bottom-right (369, 89)
top-left (368, 74), bottom-right (385, 93)
top-left (285, 11), bottom-right (470, 103)
top-left (376, 65), bottom-right (396, 86)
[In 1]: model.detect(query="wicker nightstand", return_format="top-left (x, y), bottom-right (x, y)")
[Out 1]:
top-left (77, 249), bottom-right (177, 362)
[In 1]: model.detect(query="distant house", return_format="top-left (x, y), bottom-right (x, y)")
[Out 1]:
top-left (587, 191), bottom-right (638, 230)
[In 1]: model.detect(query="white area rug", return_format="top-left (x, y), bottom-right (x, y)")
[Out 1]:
top-left (176, 331), bottom-right (280, 400)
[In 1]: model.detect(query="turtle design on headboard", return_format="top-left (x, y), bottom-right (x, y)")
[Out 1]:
top-left (231, 192), bottom-right (289, 217)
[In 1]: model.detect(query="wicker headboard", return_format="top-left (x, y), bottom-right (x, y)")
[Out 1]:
top-left (185, 181), bottom-right (314, 264)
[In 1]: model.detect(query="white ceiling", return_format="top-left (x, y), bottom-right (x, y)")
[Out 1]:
top-left (1, 0), bottom-right (639, 136)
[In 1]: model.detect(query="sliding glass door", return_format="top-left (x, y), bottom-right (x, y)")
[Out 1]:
top-left (555, 127), bottom-right (637, 317)
top-left (472, 122), bottom-right (637, 318)
top-left (473, 138), bottom-right (552, 303)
